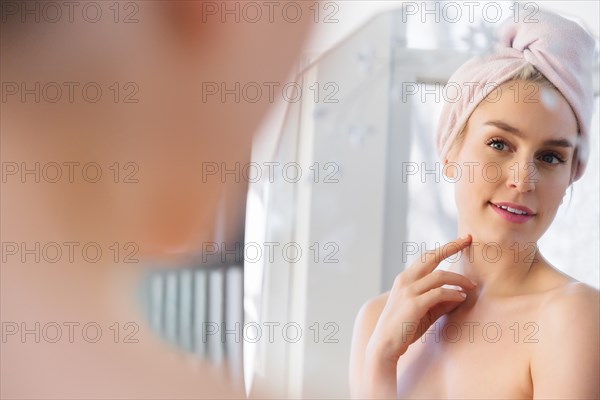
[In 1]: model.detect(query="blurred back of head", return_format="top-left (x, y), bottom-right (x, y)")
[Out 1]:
top-left (2, 0), bottom-right (311, 257)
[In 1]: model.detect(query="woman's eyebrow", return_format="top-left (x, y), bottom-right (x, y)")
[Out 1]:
top-left (483, 120), bottom-right (574, 148)
top-left (484, 120), bottom-right (522, 136)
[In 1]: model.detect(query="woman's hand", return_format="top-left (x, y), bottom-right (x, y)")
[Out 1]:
top-left (369, 235), bottom-right (475, 364)
top-left (354, 235), bottom-right (476, 398)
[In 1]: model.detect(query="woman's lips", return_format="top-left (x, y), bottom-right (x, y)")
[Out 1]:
top-left (489, 202), bottom-right (535, 224)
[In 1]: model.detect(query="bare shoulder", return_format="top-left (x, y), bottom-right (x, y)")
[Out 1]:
top-left (355, 291), bottom-right (390, 328)
top-left (534, 281), bottom-right (599, 349)
top-left (349, 291), bottom-right (390, 397)
top-left (350, 291), bottom-right (390, 351)
top-left (541, 281), bottom-right (599, 321)
top-left (530, 283), bottom-right (599, 398)
top-left (533, 257), bottom-right (599, 320)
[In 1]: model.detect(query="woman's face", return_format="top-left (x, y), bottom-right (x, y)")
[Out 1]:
top-left (447, 80), bottom-right (578, 248)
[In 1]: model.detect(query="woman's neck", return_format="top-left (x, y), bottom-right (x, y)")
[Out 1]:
top-left (448, 238), bottom-right (541, 298)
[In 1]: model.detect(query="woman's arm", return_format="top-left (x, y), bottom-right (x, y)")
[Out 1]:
top-left (531, 283), bottom-right (600, 399)
top-left (349, 293), bottom-right (398, 399)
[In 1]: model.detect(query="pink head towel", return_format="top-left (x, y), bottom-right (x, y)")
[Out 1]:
top-left (435, 7), bottom-right (596, 181)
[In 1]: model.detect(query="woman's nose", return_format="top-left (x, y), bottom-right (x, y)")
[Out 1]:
top-left (505, 160), bottom-right (537, 192)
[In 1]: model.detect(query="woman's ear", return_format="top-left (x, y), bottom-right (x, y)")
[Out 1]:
top-left (442, 159), bottom-right (456, 179)
top-left (443, 143), bottom-right (461, 179)
top-left (569, 147), bottom-right (580, 184)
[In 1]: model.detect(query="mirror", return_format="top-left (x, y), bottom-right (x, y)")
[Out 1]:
top-left (244, 4), bottom-right (600, 398)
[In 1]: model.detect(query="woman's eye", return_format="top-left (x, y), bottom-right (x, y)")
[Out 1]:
top-left (487, 139), bottom-right (507, 151)
top-left (539, 153), bottom-right (564, 164)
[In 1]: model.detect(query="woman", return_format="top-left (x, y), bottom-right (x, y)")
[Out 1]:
top-left (349, 7), bottom-right (599, 399)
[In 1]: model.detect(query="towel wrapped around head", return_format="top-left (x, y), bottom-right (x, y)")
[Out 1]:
top-left (435, 7), bottom-right (597, 181)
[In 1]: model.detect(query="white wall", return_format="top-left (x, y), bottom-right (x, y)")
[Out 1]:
top-left (304, 1), bottom-right (600, 58)
top-left (254, 0), bottom-right (600, 163)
